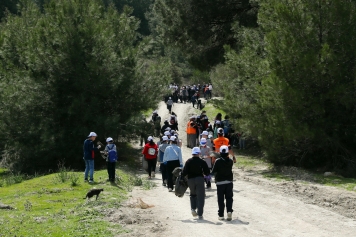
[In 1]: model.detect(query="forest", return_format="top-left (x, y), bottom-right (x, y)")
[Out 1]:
top-left (0, 0), bottom-right (355, 176)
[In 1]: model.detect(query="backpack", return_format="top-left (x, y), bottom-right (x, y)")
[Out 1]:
top-left (107, 145), bottom-right (117, 162)
top-left (222, 120), bottom-right (231, 135)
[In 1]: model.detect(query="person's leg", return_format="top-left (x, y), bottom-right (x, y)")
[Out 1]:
top-left (188, 178), bottom-right (197, 211)
top-left (160, 163), bottom-right (167, 185)
top-left (84, 159), bottom-right (89, 180)
top-left (112, 162), bottom-right (116, 181)
top-left (217, 184), bottom-right (226, 217)
top-left (89, 160), bottom-right (94, 181)
top-left (196, 177), bottom-right (206, 216)
top-left (225, 182), bottom-right (234, 213)
top-left (107, 161), bottom-right (110, 180)
top-left (147, 159), bottom-right (152, 177)
top-left (166, 161), bottom-right (174, 189)
top-left (152, 158), bottom-right (157, 173)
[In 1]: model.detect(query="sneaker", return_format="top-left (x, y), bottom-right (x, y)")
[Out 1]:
top-left (147, 176), bottom-right (151, 179)
top-left (152, 172), bottom-right (155, 177)
top-left (84, 179), bottom-right (88, 182)
top-left (162, 183), bottom-right (166, 186)
top-left (191, 209), bottom-right (198, 217)
top-left (168, 188), bottom-right (173, 192)
top-left (227, 212), bottom-right (232, 221)
top-left (218, 216), bottom-right (224, 220)
top-left (89, 180), bottom-right (93, 184)
top-left (198, 216), bottom-right (203, 220)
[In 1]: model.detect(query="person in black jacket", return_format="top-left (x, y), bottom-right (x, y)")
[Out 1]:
top-left (182, 147), bottom-right (210, 220)
top-left (211, 145), bottom-right (234, 221)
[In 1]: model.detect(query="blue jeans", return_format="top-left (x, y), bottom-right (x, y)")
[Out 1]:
top-left (84, 159), bottom-right (94, 181)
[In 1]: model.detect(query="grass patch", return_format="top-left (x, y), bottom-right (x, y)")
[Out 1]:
top-left (0, 168), bottom-right (136, 236)
top-left (263, 172), bottom-right (292, 181)
top-left (314, 174), bottom-right (356, 191)
top-left (201, 102), bottom-right (226, 120)
top-left (142, 179), bottom-right (156, 190)
top-left (236, 155), bottom-right (271, 171)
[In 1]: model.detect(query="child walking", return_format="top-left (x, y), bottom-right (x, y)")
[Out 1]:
top-left (104, 137), bottom-right (117, 182)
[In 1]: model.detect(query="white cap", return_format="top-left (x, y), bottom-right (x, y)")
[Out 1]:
top-left (170, 136), bottom-right (177, 141)
top-left (200, 138), bottom-right (207, 145)
top-left (164, 131), bottom-right (171, 136)
top-left (208, 134), bottom-right (213, 138)
top-left (192, 147), bottom-right (201, 155)
top-left (106, 137), bottom-right (113, 142)
top-left (162, 136), bottom-right (168, 141)
top-left (220, 145), bottom-right (229, 153)
top-left (217, 128), bottom-right (224, 134)
top-left (202, 131), bottom-right (209, 136)
top-left (152, 110), bottom-right (157, 114)
top-left (147, 136), bottom-right (153, 141)
top-left (88, 132), bottom-right (97, 137)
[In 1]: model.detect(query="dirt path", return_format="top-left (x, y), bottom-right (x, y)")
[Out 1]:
top-left (114, 101), bottom-right (356, 237)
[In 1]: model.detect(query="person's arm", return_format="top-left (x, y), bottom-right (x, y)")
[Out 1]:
top-left (155, 144), bottom-right (159, 156)
top-left (202, 161), bottom-right (210, 176)
top-left (163, 147), bottom-right (170, 162)
top-left (178, 147), bottom-right (183, 166)
top-left (88, 140), bottom-right (99, 151)
top-left (181, 159), bottom-right (189, 177)
top-left (227, 144), bottom-right (236, 163)
top-left (211, 159), bottom-right (218, 175)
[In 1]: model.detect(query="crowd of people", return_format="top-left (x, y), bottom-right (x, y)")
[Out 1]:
top-left (83, 82), bottom-right (245, 221)
top-left (164, 83), bottom-right (213, 109)
top-left (138, 93), bottom-right (242, 220)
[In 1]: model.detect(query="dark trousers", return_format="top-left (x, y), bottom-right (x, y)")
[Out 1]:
top-left (188, 177), bottom-right (206, 216)
top-left (167, 105), bottom-right (172, 113)
top-left (217, 182), bottom-right (234, 217)
top-left (107, 162), bottom-right (116, 181)
top-left (160, 163), bottom-right (167, 183)
top-left (147, 158), bottom-right (157, 177)
top-left (166, 160), bottom-right (180, 189)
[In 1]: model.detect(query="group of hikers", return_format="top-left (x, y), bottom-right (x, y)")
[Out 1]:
top-left (164, 83), bottom-right (213, 109)
top-left (83, 82), bottom-right (244, 221)
top-left (140, 103), bottom-right (240, 221)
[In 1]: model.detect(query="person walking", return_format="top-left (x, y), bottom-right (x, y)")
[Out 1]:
top-left (83, 132), bottom-right (101, 183)
top-left (159, 136), bottom-right (170, 186)
top-left (182, 147), bottom-right (210, 219)
top-left (142, 136), bottom-right (158, 179)
top-left (213, 128), bottom-right (236, 163)
top-left (211, 145), bottom-right (234, 221)
top-left (166, 97), bottom-right (174, 114)
top-left (191, 93), bottom-right (198, 108)
top-left (186, 116), bottom-right (197, 148)
top-left (103, 137), bottom-right (117, 182)
top-left (163, 136), bottom-right (183, 192)
top-left (199, 138), bottom-right (212, 189)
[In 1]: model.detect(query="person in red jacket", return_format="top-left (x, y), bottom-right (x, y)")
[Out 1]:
top-left (142, 136), bottom-right (158, 179)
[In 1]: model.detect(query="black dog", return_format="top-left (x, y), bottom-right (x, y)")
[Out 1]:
top-left (84, 188), bottom-right (104, 200)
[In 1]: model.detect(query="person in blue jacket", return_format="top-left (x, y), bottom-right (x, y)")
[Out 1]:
top-left (83, 132), bottom-right (101, 183)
